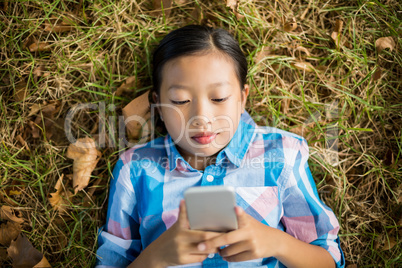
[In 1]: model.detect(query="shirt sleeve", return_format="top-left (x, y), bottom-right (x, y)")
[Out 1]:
top-left (279, 137), bottom-right (345, 268)
top-left (95, 158), bottom-right (142, 267)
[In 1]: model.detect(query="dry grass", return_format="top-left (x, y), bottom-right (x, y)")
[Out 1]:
top-left (0, 0), bottom-right (401, 267)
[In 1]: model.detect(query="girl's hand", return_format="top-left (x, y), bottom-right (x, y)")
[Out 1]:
top-left (141, 200), bottom-right (221, 267)
top-left (197, 206), bottom-right (283, 262)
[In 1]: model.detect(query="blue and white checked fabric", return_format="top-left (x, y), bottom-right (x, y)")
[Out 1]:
top-left (95, 112), bottom-right (345, 268)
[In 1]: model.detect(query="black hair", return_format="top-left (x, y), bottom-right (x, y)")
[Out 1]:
top-left (149, 25), bottom-right (248, 135)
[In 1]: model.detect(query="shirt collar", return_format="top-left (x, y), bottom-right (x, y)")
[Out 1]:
top-left (165, 112), bottom-right (256, 171)
top-left (216, 112), bottom-right (256, 167)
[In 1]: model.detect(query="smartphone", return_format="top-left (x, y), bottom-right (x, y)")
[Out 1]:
top-left (184, 186), bottom-right (238, 232)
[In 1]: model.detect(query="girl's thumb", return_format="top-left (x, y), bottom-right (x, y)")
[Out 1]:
top-left (178, 199), bottom-right (190, 229)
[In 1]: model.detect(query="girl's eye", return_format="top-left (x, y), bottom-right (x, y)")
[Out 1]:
top-left (212, 97), bottom-right (229, 103)
top-left (170, 100), bottom-right (189, 105)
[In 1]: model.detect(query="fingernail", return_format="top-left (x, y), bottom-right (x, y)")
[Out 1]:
top-left (198, 243), bottom-right (206, 251)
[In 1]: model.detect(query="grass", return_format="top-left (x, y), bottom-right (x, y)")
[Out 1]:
top-left (0, 0), bottom-right (401, 267)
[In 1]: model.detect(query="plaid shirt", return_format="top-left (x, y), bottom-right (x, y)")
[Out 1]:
top-left (95, 112), bottom-right (345, 268)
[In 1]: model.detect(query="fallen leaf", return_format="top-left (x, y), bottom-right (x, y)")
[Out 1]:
top-left (284, 22), bottom-right (297, 32)
top-left (331, 19), bottom-right (343, 47)
top-left (27, 100), bottom-right (61, 139)
top-left (152, 0), bottom-right (173, 17)
top-left (7, 234), bottom-right (51, 268)
top-left (372, 68), bottom-right (382, 81)
top-left (34, 257), bottom-right (52, 268)
top-left (66, 137), bottom-right (102, 194)
top-left (382, 236), bottom-right (397, 251)
top-left (226, 0), bottom-right (238, 12)
top-left (255, 46), bottom-right (273, 63)
top-left (33, 65), bottom-right (47, 83)
top-left (292, 61), bottom-right (316, 73)
top-left (0, 1), bottom-right (8, 12)
top-left (16, 134), bottom-right (30, 151)
top-left (0, 221), bottom-right (21, 246)
top-left (43, 17), bottom-right (74, 33)
top-left (28, 120), bottom-right (41, 139)
top-left (122, 91), bottom-right (152, 142)
top-left (226, 0), bottom-right (243, 19)
top-left (28, 101), bottom-right (61, 117)
top-left (29, 42), bottom-right (51, 52)
top-left (14, 81), bottom-right (28, 102)
top-left (115, 76), bottom-right (137, 96)
top-left (174, 0), bottom-right (188, 4)
top-left (188, 4), bottom-right (203, 23)
top-left (375, 36), bottom-right (395, 53)
top-left (48, 174), bottom-right (74, 214)
top-left (0, 248), bottom-right (8, 262)
top-left (295, 46), bottom-right (311, 57)
top-left (0, 206), bottom-right (24, 224)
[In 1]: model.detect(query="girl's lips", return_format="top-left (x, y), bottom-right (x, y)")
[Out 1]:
top-left (191, 132), bottom-right (217, 145)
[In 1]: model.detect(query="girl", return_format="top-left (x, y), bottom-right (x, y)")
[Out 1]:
top-left (95, 25), bottom-right (345, 268)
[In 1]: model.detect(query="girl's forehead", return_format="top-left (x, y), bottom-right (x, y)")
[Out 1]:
top-left (161, 52), bottom-right (238, 83)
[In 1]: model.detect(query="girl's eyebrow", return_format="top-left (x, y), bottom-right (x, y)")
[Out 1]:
top-left (168, 85), bottom-right (189, 91)
top-left (168, 81), bottom-right (231, 91)
top-left (208, 81), bottom-right (231, 88)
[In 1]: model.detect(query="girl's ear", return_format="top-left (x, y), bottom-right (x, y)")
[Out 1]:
top-left (152, 91), bottom-right (159, 103)
top-left (241, 84), bottom-right (250, 113)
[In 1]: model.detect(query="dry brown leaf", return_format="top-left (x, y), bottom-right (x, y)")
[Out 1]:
top-left (0, 1), bottom-right (8, 12)
top-left (0, 206), bottom-right (24, 224)
top-left (226, 0), bottom-right (238, 12)
top-left (14, 81), bottom-right (28, 102)
top-left (115, 76), bottom-right (137, 96)
top-left (16, 134), bottom-right (30, 151)
top-left (33, 257), bottom-right (52, 268)
top-left (7, 234), bottom-right (51, 268)
top-left (189, 4), bottom-right (203, 23)
top-left (226, 0), bottom-right (243, 19)
top-left (292, 61), bottom-right (316, 73)
top-left (174, 0), bottom-right (188, 4)
top-left (48, 174), bottom-right (74, 213)
top-left (375, 36), bottom-right (395, 53)
top-left (382, 236), bottom-right (397, 251)
top-left (5, 180), bottom-right (26, 197)
top-left (27, 100), bottom-right (61, 139)
top-left (0, 221), bottom-right (21, 246)
top-left (122, 91), bottom-right (152, 141)
top-left (372, 68), bottom-right (382, 81)
top-left (295, 46), bottom-right (311, 57)
top-left (284, 22), bottom-right (297, 32)
top-left (28, 101), bottom-right (61, 117)
top-left (152, 0), bottom-right (173, 17)
top-left (0, 248), bottom-right (8, 262)
top-left (66, 137), bottom-right (102, 194)
top-left (33, 65), bottom-right (46, 83)
top-left (255, 46), bottom-right (273, 63)
top-left (43, 17), bottom-right (74, 33)
top-left (29, 42), bottom-right (51, 52)
top-left (331, 19), bottom-right (343, 47)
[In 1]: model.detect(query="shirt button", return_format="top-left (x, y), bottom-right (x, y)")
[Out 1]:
top-left (206, 175), bottom-right (214, 182)
top-left (208, 253), bottom-right (214, 258)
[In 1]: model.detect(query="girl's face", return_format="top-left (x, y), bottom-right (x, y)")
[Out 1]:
top-left (157, 52), bottom-right (249, 166)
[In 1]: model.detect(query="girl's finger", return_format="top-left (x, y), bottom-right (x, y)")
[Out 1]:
top-left (222, 251), bottom-right (253, 263)
top-left (199, 229), bottom-right (245, 252)
top-left (185, 230), bottom-right (222, 243)
top-left (219, 241), bottom-right (248, 258)
top-left (178, 199), bottom-right (190, 229)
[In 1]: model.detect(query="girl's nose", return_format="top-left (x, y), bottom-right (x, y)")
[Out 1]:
top-left (190, 115), bottom-right (211, 128)
top-left (189, 99), bottom-right (212, 127)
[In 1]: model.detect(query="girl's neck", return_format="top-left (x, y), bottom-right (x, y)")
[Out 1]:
top-left (177, 147), bottom-right (217, 171)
